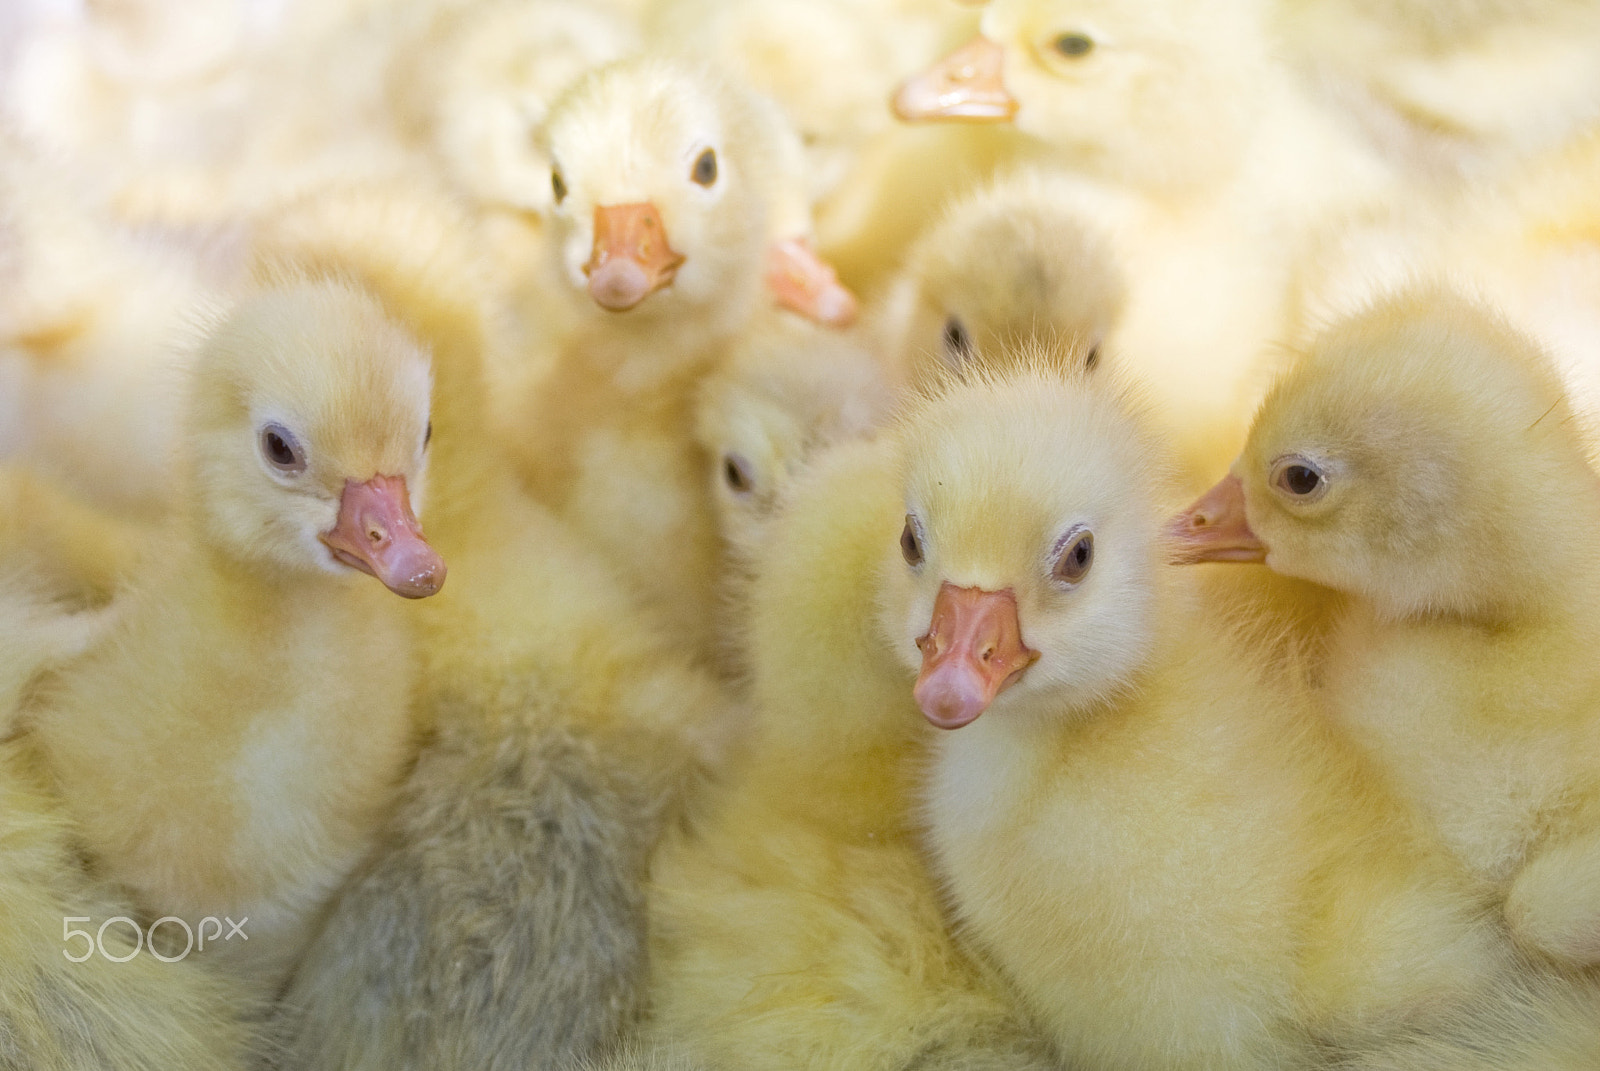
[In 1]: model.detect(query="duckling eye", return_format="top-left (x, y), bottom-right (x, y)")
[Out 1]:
top-left (259, 423), bottom-right (306, 475)
top-left (722, 452), bottom-right (756, 497)
top-left (551, 168), bottom-right (567, 205)
top-left (941, 316), bottom-right (974, 366)
top-left (1051, 528), bottom-right (1093, 586)
top-left (1271, 456), bottom-right (1328, 502)
top-left (1084, 343), bottom-right (1101, 372)
top-left (423, 421), bottom-right (433, 449)
top-left (1053, 32), bottom-right (1095, 57)
top-left (901, 514), bottom-right (926, 568)
top-left (691, 148), bottom-right (718, 187)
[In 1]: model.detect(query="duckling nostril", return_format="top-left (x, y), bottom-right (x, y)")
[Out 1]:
top-left (366, 524), bottom-right (388, 545)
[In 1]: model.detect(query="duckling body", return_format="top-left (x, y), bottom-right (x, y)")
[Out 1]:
top-left (1178, 288), bottom-right (1600, 969)
top-left (29, 278), bottom-right (441, 986)
top-left (0, 735), bottom-right (258, 1071)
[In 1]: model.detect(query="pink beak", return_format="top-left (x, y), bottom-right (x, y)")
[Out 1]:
top-left (892, 37), bottom-right (1019, 123)
top-left (1167, 474), bottom-right (1267, 565)
top-left (583, 202), bottom-right (686, 312)
top-left (914, 583), bottom-right (1040, 729)
top-left (765, 238), bottom-right (858, 327)
top-left (320, 474), bottom-right (446, 598)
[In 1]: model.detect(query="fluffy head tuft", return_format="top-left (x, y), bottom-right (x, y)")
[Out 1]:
top-left (878, 356), bottom-right (1174, 720)
top-left (1236, 285), bottom-right (1596, 620)
top-left (183, 276), bottom-right (434, 575)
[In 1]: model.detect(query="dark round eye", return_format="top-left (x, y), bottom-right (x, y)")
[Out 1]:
top-left (1053, 33), bottom-right (1094, 57)
top-left (901, 514), bottom-right (925, 567)
top-left (722, 452), bottom-right (755, 496)
top-left (1084, 343), bottom-right (1101, 372)
top-left (941, 316), bottom-right (973, 366)
top-left (1052, 529), bottom-right (1093, 586)
top-left (423, 421), bottom-right (433, 449)
top-left (1272, 457), bottom-right (1328, 500)
top-left (691, 148), bottom-right (718, 187)
top-left (259, 423), bottom-right (306, 474)
top-left (551, 168), bottom-right (567, 204)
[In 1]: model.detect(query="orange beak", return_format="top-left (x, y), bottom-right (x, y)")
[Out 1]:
top-left (892, 37), bottom-right (1019, 123)
top-left (320, 474), bottom-right (446, 598)
top-left (583, 202), bottom-right (686, 311)
top-left (914, 584), bottom-right (1040, 729)
top-left (1167, 474), bottom-right (1267, 565)
top-left (765, 238), bottom-right (859, 327)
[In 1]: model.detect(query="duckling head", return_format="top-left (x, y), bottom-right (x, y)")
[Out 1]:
top-left (696, 332), bottom-right (887, 555)
top-left (1170, 287), bottom-right (1591, 620)
top-left (543, 56), bottom-right (771, 325)
top-left (899, 170), bottom-right (1124, 386)
top-left (893, 0), bottom-right (1265, 190)
top-left (184, 277), bottom-right (445, 598)
top-left (879, 362), bottom-right (1168, 729)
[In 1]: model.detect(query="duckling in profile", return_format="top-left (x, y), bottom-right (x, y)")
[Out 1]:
top-left (1172, 287), bottom-right (1600, 970)
top-left (883, 168), bottom-right (1124, 388)
top-left (892, 361), bottom-right (1599, 1069)
top-left (29, 276), bottom-right (443, 987)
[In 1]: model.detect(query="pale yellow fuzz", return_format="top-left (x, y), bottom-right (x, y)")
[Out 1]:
top-left (898, 364), bottom-right (1582, 1068)
top-left (0, 737), bottom-right (258, 1069)
top-left (1234, 287), bottom-right (1600, 969)
top-left (28, 276), bottom-right (434, 988)
top-left (647, 434), bottom-right (1051, 1070)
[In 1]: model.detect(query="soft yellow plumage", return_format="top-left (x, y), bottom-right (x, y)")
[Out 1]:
top-left (28, 275), bottom-right (439, 987)
top-left (1196, 287), bottom-right (1600, 969)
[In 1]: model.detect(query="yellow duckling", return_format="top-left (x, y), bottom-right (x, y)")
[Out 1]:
top-left (1173, 287), bottom-right (1600, 970)
top-left (881, 168), bottom-right (1124, 389)
top-left (645, 423), bottom-right (1056, 1070)
top-left (507, 56), bottom-right (854, 659)
top-left (243, 183), bottom-right (739, 1067)
top-left (28, 275), bottom-right (444, 988)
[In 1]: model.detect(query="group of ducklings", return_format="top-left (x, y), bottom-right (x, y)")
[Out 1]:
top-left (4, 0), bottom-right (1600, 1068)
